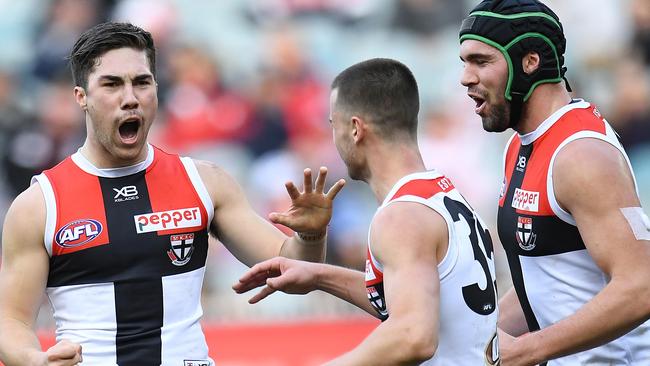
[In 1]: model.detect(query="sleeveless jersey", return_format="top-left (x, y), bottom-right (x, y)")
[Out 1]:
top-left (496, 100), bottom-right (650, 365)
top-left (32, 144), bottom-right (215, 366)
top-left (365, 171), bottom-right (500, 365)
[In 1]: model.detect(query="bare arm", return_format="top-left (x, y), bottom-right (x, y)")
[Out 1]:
top-left (498, 287), bottom-right (529, 337)
top-left (233, 257), bottom-right (378, 316)
top-left (325, 202), bottom-right (444, 365)
top-left (502, 139), bottom-right (650, 365)
top-left (195, 161), bottom-right (344, 266)
top-left (0, 184), bottom-right (82, 366)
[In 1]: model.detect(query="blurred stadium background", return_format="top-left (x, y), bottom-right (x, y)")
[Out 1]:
top-left (0, 0), bottom-right (649, 364)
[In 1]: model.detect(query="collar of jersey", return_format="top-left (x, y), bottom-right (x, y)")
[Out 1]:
top-left (381, 170), bottom-right (443, 207)
top-left (71, 144), bottom-right (155, 178)
top-left (518, 99), bottom-right (590, 145)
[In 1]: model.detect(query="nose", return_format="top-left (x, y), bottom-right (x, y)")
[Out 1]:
top-left (121, 83), bottom-right (139, 110)
top-left (460, 64), bottom-right (478, 88)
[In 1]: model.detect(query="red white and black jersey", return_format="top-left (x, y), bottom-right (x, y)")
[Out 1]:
top-left (497, 100), bottom-right (650, 365)
top-left (32, 144), bottom-right (215, 366)
top-left (365, 171), bottom-right (499, 365)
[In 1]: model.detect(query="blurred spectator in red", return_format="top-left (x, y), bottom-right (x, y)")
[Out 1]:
top-left (257, 28), bottom-right (330, 157)
top-left (156, 45), bottom-right (254, 154)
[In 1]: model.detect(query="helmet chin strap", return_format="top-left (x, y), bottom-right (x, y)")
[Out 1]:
top-left (561, 66), bottom-right (572, 92)
top-left (508, 93), bottom-right (524, 130)
top-left (507, 66), bottom-right (572, 131)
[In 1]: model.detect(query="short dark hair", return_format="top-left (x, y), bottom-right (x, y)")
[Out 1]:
top-left (331, 58), bottom-right (420, 139)
top-left (69, 22), bottom-right (156, 88)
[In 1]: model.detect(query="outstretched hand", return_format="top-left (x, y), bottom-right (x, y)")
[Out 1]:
top-left (269, 167), bottom-right (345, 233)
top-left (232, 257), bottom-right (320, 304)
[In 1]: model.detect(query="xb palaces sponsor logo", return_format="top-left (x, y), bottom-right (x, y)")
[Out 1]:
top-left (113, 185), bottom-right (139, 202)
top-left (516, 216), bottom-right (537, 251)
top-left (55, 219), bottom-right (103, 248)
top-left (516, 155), bottom-right (527, 172)
top-left (168, 233), bottom-right (195, 266)
top-left (134, 207), bottom-right (201, 233)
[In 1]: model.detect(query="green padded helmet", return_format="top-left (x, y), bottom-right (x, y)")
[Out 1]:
top-left (460, 0), bottom-right (571, 126)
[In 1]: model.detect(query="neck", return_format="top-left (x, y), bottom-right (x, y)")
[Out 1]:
top-left (79, 139), bottom-right (149, 169)
top-left (514, 83), bottom-right (572, 135)
top-left (365, 139), bottom-right (426, 203)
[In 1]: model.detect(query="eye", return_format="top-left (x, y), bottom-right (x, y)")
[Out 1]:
top-left (103, 82), bottom-right (117, 87)
top-left (135, 79), bottom-right (152, 86)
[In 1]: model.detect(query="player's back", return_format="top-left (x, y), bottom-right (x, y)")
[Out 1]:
top-left (365, 170), bottom-right (499, 365)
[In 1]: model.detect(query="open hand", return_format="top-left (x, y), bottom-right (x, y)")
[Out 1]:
top-left (232, 257), bottom-right (320, 303)
top-left (269, 167), bottom-right (345, 233)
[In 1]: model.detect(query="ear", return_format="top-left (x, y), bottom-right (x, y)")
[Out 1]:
top-left (522, 51), bottom-right (541, 75)
top-left (350, 116), bottom-right (366, 144)
top-left (74, 86), bottom-right (87, 111)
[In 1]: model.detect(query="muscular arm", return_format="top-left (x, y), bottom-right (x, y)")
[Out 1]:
top-left (498, 287), bottom-right (529, 337)
top-left (0, 184), bottom-right (50, 365)
top-left (510, 139), bottom-right (650, 364)
top-left (195, 161), bottom-right (343, 266)
top-left (325, 202), bottom-right (444, 365)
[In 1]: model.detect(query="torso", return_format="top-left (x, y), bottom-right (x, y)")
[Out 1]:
top-left (497, 100), bottom-right (650, 365)
top-left (33, 144), bottom-right (215, 366)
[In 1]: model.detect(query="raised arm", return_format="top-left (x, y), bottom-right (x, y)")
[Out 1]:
top-left (500, 138), bottom-right (650, 365)
top-left (194, 160), bottom-right (344, 266)
top-left (0, 184), bottom-right (82, 366)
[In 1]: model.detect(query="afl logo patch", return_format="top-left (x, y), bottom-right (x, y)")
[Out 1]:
top-left (55, 219), bottom-right (103, 248)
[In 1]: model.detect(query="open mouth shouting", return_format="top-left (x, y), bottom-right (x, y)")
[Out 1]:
top-left (118, 115), bottom-right (142, 144)
top-left (468, 92), bottom-right (487, 115)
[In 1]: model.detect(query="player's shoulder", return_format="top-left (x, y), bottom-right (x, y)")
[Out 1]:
top-left (376, 200), bottom-right (444, 223)
top-left (371, 201), bottom-right (447, 256)
top-left (555, 137), bottom-right (629, 180)
top-left (554, 138), bottom-right (635, 207)
top-left (10, 183), bottom-right (45, 214)
top-left (192, 159), bottom-right (245, 203)
top-left (192, 159), bottom-right (234, 185)
top-left (3, 183), bottom-right (46, 236)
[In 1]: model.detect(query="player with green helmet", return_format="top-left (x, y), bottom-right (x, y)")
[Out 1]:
top-left (460, 1), bottom-right (650, 365)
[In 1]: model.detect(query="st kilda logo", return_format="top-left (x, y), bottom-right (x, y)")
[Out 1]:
top-left (167, 233), bottom-right (195, 266)
top-left (516, 216), bottom-right (537, 251)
